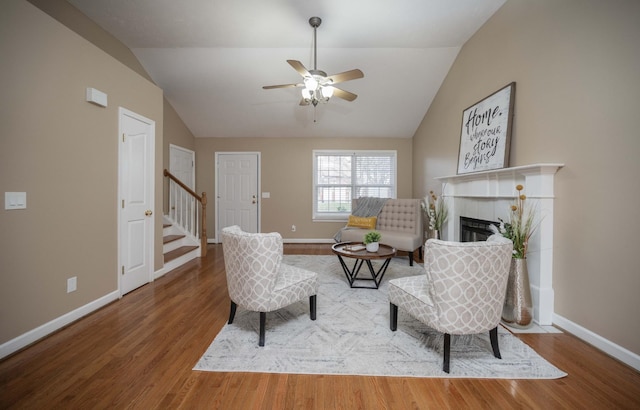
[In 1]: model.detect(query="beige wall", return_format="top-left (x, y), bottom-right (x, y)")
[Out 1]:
top-left (195, 137), bottom-right (414, 241)
top-left (412, 0), bottom-right (640, 354)
top-left (0, 1), bottom-right (163, 344)
top-left (26, 0), bottom-right (197, 217)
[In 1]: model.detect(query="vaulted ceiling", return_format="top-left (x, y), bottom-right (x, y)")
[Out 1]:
top-left (68, 0), bottom-right (505, 138)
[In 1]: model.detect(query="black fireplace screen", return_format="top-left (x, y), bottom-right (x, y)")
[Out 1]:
top-left (460, 217), bottom-right (499, 242)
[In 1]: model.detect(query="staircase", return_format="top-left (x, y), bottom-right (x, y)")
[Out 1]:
top-left (163, 217), bottom-right (200, 272)
top-left (162, 169), bottom-right (208, 272)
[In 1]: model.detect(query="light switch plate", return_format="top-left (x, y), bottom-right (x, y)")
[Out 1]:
top-left (5, 192), bottom-right (27, 210)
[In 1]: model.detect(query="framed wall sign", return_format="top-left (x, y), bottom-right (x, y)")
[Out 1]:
top-left (457, 82), bottom-right (515, 174)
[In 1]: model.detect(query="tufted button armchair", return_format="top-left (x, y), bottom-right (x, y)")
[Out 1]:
top-left (389, 234), bottom-right (513, 373)
top-left (221, 225), bottom-right (319, 346)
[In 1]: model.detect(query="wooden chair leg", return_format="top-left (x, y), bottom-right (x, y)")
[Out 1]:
top-left (408, 252), bottom-right (414, 266)
top-left (390, 303), bottom-right (398, 331)
top-left (228, 301), bottom-right (237, 324)
top-left (490, 326), bottom-right (501, 359)
top-left (418, 246), bottom-right (423, 260)
top-left (443, 333), bottom-right (451, 373)
top-left (309, 295), bottom-right (317, 320)
top-left (259, 312), bottom-right (266, 347)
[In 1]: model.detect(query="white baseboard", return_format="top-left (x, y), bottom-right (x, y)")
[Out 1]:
top-left (208, 238), bottom-right (335, 244)
top-left (0, 291), bottom-right (120, 360)
top-left (554, 313), bottom-right (640, 372)
top-left (283, 238), bottom-right (334, 244)
top-left (154, 266), bottom-right (167, 280)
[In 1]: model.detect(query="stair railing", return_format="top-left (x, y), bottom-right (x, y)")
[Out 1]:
top-left (163, 169), bottom-right (207, 257)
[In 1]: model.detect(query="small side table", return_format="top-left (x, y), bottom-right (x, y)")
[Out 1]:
top-left (331, 242), bottom-right (397, 289)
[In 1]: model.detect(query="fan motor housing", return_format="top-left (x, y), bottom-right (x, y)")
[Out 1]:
top-left (309, 69), bottom-right (327, 78)
top-left (309, 16), bottom-right (322, 28)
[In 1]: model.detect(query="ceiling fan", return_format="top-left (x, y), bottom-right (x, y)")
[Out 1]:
top-left (263, 16), bottom-right (364, 107)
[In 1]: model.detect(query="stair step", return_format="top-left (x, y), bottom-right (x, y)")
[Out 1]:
top-left (163, 223), bottom-right (171, 229)
top-left (163, 234), bottom-right (185, 244)
top-left (164, 245), bottom-right (199, 263)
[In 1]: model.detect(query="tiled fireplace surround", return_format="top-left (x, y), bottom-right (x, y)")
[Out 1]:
top-left (436, 164), bottom-right (564, 325)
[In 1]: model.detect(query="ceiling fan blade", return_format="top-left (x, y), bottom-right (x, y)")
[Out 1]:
top-left (327, 69), bottom-right (364, 85)
top-left (287, 60), bottom-right (311, 78)
top-left (262, 83), bottom-right (303, 90)
top-left (332, 87), bottom-right (358, 102)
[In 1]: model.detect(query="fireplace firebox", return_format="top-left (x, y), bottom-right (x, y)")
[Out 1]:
top-left (460, 217), bottom-right (499, 243)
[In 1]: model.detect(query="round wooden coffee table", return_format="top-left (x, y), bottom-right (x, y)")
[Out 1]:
top-left (331, 242), bottom-right (397, 289)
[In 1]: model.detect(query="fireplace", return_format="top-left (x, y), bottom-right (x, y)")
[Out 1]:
top-left (435, 163), bottom-right (563, 325)
top-left (460, 217), bottom-right (499, 242)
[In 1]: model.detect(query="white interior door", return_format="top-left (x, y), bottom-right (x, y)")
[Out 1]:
top-left (169, 144), bottom-right (194, 189)
top-left (119, 108), bottom-right (155, 295)
top-left (169, 144), bottom-right (195, 225)
top-left (216, 152), bottom-right (260, 239)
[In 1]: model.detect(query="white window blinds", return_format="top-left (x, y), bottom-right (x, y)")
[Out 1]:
top-left (313, 150), bottom-right (397, 220)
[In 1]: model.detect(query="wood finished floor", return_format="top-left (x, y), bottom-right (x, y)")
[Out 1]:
top-left (1, 244), bottom-right (639, 409)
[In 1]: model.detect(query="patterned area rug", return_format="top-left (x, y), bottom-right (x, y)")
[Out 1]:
top-left (194, 255), bottom-right (567, 379)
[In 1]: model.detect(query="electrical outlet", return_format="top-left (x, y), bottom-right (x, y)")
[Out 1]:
top-left (67, 277), bottom-right (77, 293)
top-left (291, 225), bottom-right (296, 232)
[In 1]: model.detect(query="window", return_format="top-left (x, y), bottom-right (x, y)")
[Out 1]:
top-left (313, 150), bottom-right (397, 221)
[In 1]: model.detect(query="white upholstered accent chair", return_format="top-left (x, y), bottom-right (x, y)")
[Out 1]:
top-left (221, 225), bottom-right (319, 346)
top-left (389, 234), bottom-right (513, 373)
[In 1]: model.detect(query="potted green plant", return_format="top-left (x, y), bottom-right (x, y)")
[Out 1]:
top-left (363, 231), bottom-right (382, 252)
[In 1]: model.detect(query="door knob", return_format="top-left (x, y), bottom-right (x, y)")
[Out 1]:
top-left (145, 210), bottom-right (153, 216)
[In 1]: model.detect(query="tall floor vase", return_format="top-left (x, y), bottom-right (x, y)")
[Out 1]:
top-left (502, 258), bottom-right (533, 327)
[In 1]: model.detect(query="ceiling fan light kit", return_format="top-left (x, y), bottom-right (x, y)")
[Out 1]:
top-left (263, 17), bottom-right (363, 108)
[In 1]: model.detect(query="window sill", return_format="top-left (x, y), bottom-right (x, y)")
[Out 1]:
top-left (313, 216), bottom-right (348, 223)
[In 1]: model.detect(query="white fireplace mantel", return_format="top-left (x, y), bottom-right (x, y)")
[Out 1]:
top-left (435, 163), bottom-right (564, 325)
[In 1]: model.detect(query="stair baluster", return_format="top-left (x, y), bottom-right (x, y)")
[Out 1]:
top-left (163, 169), bottom-right (207, 257)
